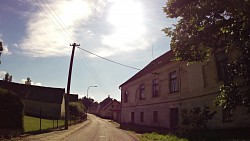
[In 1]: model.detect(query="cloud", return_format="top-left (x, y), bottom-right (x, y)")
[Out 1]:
top-left (98, 0), bottom-right (152, 57)
top-left (0, 34), bottom-right (12, 55)
top-left (17, 0), bottom-right (166, 58)
top-left (0, 71), bottom-right (7, 79)
top-left (18, 0), bottom-right (99, 57)
top-left (21, 78), bottom-right (42, 86)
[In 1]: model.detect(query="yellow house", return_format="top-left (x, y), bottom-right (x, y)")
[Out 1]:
top-left (119, 50), bottom-right (250, 131)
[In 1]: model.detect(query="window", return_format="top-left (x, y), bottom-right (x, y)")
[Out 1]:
top-left (223, 108), bottom-right (233, 122)
top-left (152, 78), bottom-right (159, 97)
top-left (215, 51), bottom-right (228, 81)
top-left (193, 107), bottom-right (201, 114)
top-left (153, 111), bottom-right (158, 123)
top-left (124, 90), bottom-right (128, 103)
top-left (139, 83), bottom-right (145, 99)
top-left (169, 71), bottom-right (178, 93)
top-left (140, 112), bottom-right (144, 122)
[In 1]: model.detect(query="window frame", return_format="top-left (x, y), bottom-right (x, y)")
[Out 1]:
top-left (215, 51), bottom-right (228, 81)
top-left (169, 71), bottom-right (178, 93)
top-left (124, 90), bottom-right (128, 103)
top-left (139, 83), bottom-right (146, 99)
top-left (152, 78), bottom-right (159, 97)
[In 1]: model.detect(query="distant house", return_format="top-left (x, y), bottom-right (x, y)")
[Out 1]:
top-left (95, 96), bottom-right (113, 117)
top-left (95, 95), bottom-right (121, 122)
top-left (119, 50), bottom-right (250, 131)
top-left (99, 99), bottom-right (121, 122)
top-left (0, 80), bottom-right (65, 119)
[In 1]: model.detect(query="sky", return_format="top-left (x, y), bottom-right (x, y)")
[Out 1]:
top-left (0, 0), bottom-right (175, 102)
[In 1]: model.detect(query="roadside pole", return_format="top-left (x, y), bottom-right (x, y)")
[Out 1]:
top-left (65, 43), bottom-right (80, 129)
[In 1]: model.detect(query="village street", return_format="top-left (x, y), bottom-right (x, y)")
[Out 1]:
top-left (13, 114), bottom-right (139, 141)
top-left (63, 114), bottom-right (138, 141)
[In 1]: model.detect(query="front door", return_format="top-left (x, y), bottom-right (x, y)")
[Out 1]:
top-left (170, 108), bottom-right (179, 130)
top-left (131, 112), bottom-right (134, 124)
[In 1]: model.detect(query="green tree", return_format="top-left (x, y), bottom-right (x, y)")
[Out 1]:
top-left (178, 106), bottom-right (216, 135)
top-left (69, 101), bottom-right (85, 117)
top-left (3, 73), bottom-right (12, 82)
top-left (0, 41), bottom-right (3, 64)
top-left (81, 96), bottom-right (94, 110)
top-left (25, 77), bottom-right (31, 85)
top-left (163, 0), bottom-right (250, 112)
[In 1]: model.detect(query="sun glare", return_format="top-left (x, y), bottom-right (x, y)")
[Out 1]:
top-left (57, 0), bottom-right (92, 27)
top-left (102, 0), bottom-right (146, 52)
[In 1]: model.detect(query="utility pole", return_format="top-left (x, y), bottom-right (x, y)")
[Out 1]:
top-left (65, 43), bottom-right (80, 129)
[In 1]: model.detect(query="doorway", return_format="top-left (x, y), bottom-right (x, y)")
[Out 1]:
top-left (170, 108), bottom-right (179, 130)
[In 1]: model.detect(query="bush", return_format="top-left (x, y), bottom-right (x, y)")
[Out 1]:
top-left (0, 88), bottom-right (24, 131)
top-left (177, 106), bottom-right (216, 135)
top-left (69, 101), bottom-right (85, 117)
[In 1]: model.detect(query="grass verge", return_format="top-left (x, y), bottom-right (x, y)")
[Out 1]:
top-left (24, 116), bottom-right (65, 133)
top-left (140, 133), bottom-right (188, 141)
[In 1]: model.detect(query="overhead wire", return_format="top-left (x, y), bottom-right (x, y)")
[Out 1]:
top-left (76, 46), bottom-right (142, 71)
top-left (32, 0), bottom-right (74, 43)
top-left (30, 0), bottom-right (142, 97)
top-left (42, 0), bottom-right (76, 42)
top-left (77, 49), bottom-right (111, 95)
top-left (35, 0), bottom-right (114, 95)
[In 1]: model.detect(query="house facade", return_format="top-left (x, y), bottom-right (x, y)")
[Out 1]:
top-left (99, 99), bottom-right (121, 122)
top-left (119, 50), bottom-right (250, 130)
top-left (0, 80), bottom-right (65, 119)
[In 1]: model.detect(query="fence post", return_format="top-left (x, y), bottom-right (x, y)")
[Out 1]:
top-left (40, 107), bottom-right (42, 131)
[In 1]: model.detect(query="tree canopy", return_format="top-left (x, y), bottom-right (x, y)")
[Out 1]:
top-left (25, 77), bottom-right (31, 85)
top-left (163, 0), bottom-right (250, 111)
top-left (3, 73), bottom-right (12, 82)
top-left (0, 41), bottom-right (3, 64)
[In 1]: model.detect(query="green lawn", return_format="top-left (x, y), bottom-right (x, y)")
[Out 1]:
top-left (24, 116), bottom-right (65, 133)
top-left (140, 133), bottom-right (188, 141)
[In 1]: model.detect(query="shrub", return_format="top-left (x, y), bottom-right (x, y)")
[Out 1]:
top-left (0, 88), bottom-right (24, 131)
top-left (69, 101), bottom-right (85, 117)
top-left (177, 106), bottom-right (216, 135)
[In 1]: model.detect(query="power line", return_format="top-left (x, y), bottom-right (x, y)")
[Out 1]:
top-left (31, 0), bottom-right (141, 71)
top-left (32, 0), bottom-right (74, 43)
top-left (76, 46), bottom-right (142, 71)
top-left (77, 49), bottom-right (111, 95)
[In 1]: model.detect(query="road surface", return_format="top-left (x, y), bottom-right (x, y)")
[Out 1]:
top-left (63, 114), bottom-right (138, 141)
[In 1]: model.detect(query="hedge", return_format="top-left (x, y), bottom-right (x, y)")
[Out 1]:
top-left (0, 88), bottom-right (24, 132)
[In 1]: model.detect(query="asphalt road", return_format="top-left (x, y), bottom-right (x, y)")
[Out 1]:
top-left (63, 114), bottom-right (138, 141)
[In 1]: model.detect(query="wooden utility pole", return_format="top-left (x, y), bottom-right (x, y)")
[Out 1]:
top-left (65, 43), bottom-right (80, 129)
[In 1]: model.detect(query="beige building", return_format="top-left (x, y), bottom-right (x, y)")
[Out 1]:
top-left (119, 50), bottom-right (250, 130)
top-left (99, 99), bottom-right (121, 122)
